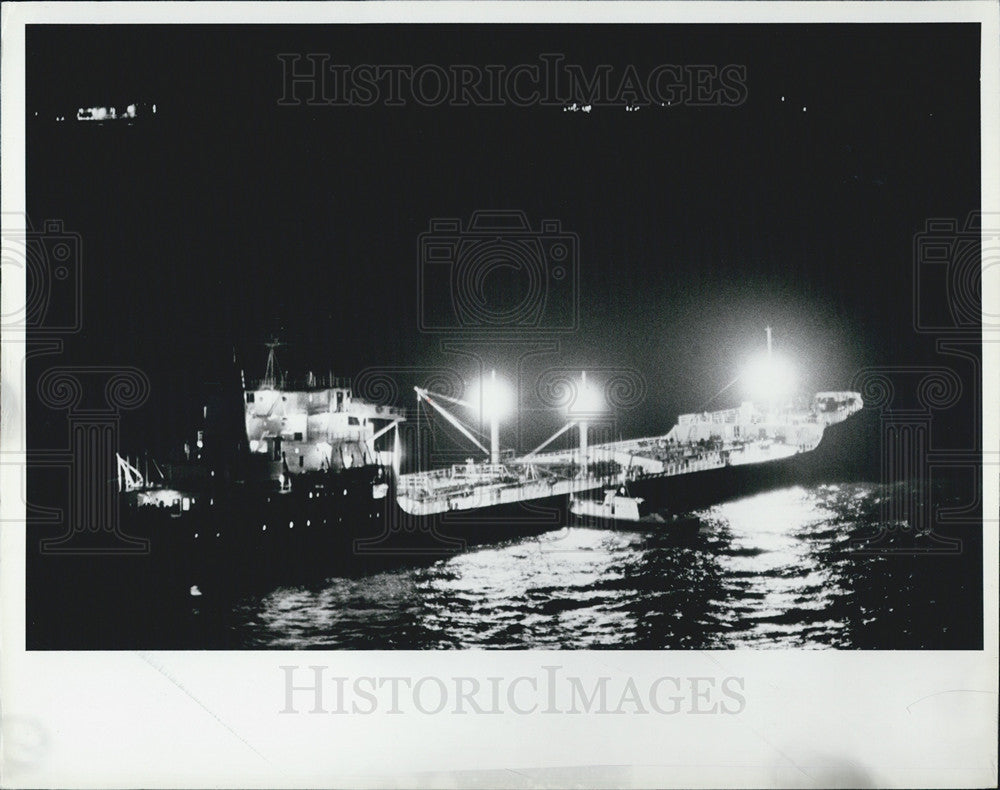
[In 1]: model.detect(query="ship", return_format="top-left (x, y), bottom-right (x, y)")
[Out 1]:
top-left (113, 329), bottom-right (866, 597)
top-left (391, 328), bottom-right (866, 541)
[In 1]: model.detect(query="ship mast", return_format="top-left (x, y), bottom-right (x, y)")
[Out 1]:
top-left (489, 369), bottom-right (500, 465)
top-left (765, 326), bottom-right (775, 416)
top-left (578, 371), bottom-right (589, 476)
top-left (262, 340), bottom-right (283, 390)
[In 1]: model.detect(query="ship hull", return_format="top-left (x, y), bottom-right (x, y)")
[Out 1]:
top-left (393, 406), bottom-right (877, 530)
top-left (48, 411), bottom-right (875, 601)
top-left (102, 466), bottom-right (395, 596)
top-left (619, 405), bottom-right (878, 512)
top-left (109, 471), bottom-right (572, 599)
top-left (624, 454), bottom-right (804, 513)
top-left (389, 458), bottom-right (798, 537)
top-left (376, 492), bottom-right (570, 558)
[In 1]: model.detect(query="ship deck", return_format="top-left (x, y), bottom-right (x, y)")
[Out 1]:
top-left (397, 437), bottom-right (806, 516)
top-left (396, 395), bottom-right (862, 516)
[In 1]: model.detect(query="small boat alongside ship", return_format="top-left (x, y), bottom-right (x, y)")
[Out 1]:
top-left (569, 486), bottom-right (702, 536)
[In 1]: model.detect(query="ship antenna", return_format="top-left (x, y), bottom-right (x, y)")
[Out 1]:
top-left (263, 339), bottom-right (284, 390)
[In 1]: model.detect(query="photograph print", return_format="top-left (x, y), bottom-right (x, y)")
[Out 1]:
top-left (20, 21), bottom-right (987, 650)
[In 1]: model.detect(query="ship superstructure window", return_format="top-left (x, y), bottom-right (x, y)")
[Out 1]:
top-left (348, 417), bottom-right (360, 426)
top-left (246, 392), bottom-right (254, 404)
top-left (294, 432), bottom-right (303, 441)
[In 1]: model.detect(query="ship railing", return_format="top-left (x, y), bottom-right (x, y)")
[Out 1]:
top-left (622, 451), bottom-right (726, 479)
top-left (399, 462), bottom-right (583, 502)
top-left (246, 375), bottom-right (354, 392)
top-left (400, 463), bottom-right (506, 482)
top-left (370, 404), bottom-right (407, 419)
top-left (401, 472), bottom-right (615, 510)
top-left (398, 463), bottom-right (516, 492)
top-left (520, 435), bottom-right (719, 466)
top-left (400, 477), bottom-right (520, 503)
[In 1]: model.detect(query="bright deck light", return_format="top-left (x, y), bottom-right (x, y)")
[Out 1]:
top-left (742, 353), bottom-right (797, 402)
top-left (567, 372), bottom-right (604, 415)
top-left (469, 370), bottom-right (514, 422)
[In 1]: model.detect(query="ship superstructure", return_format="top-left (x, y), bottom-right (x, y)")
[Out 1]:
top-left (243, 345), bottom-right (405, 479)
top-left (115, 345), bottom-right (407, 594)
top-left (124, 344), bottom-right (405, 504)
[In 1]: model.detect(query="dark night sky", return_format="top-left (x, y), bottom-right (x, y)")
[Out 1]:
top-left (26, 24), bottom-right (981, 454)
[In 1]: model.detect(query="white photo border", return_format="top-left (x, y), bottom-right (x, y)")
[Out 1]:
top-left (1, 3), bottom-right (997, 788)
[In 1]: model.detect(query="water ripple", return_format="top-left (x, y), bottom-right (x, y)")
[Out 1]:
top-left (226, 481), bottom-right (980, 649)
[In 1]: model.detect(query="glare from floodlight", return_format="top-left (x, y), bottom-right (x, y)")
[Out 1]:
top-left (567, 372), bottom-right (604, 415)
top-left (742, 352), bottom-right (797, 402)
top-left (469, 370), bottom-right (515, 423)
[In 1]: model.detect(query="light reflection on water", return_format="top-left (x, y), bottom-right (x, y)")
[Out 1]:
top-left (229, 482), bottom-right (977, 649)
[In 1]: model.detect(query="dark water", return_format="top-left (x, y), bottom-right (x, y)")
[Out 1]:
top-left (207, 481), bottom-right (981, 649)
